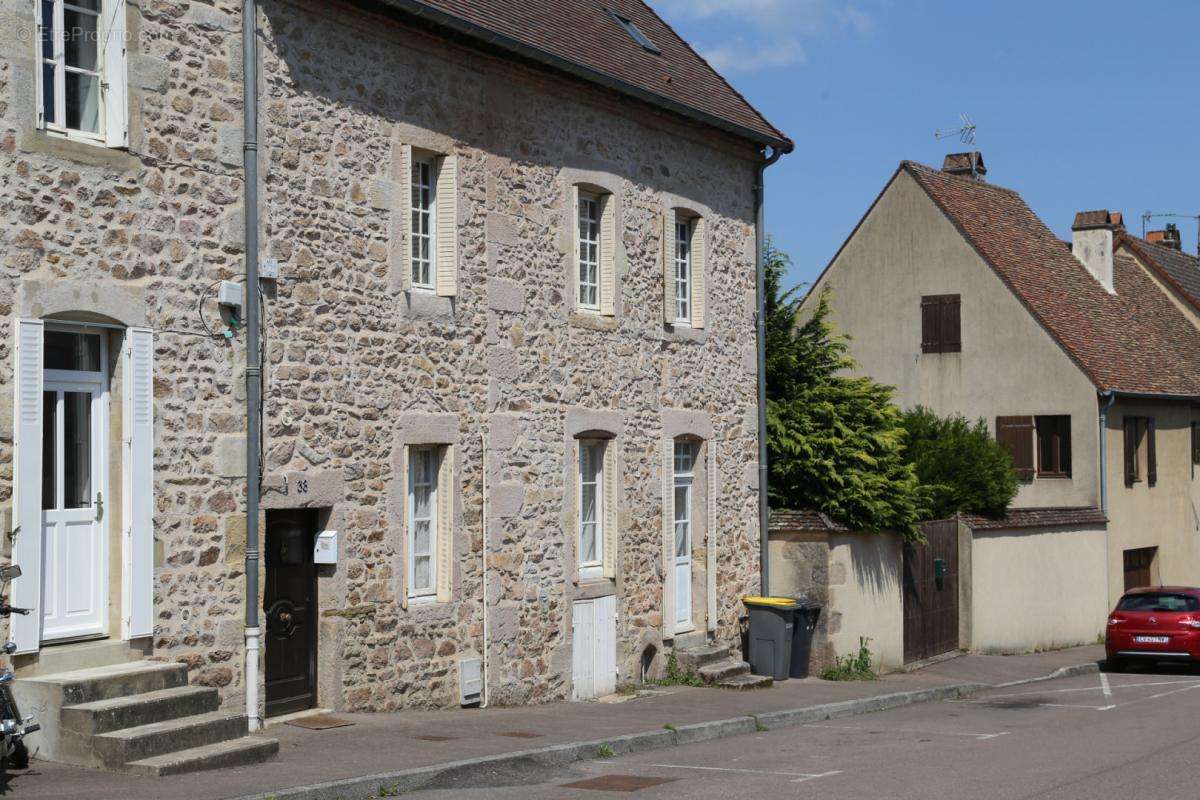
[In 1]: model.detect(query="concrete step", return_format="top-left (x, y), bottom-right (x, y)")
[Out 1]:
top-left (124, 735), bottom-right (280, 777)
top-left (92, 710), bottom-right (249, 768)
top-left (716, 673), bottom-right (774, 691)
top-left (61, 685), bottom-right (220, 735)
top-left (698, 659), bottom-right (751, 684)
top-left (23, 660), bottom-right (189, 706)
top-left (674, 644), bottom-right (730, 671)
top-left (17, 639), bottom-right (147, 678)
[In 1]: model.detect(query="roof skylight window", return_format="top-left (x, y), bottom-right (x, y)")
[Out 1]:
top-left (609, 10), bottom-right (661, 55)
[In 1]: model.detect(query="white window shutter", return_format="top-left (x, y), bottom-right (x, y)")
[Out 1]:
top-left (123, 327), bottom-right (155, 639)
top-left (706, 441), bottom-right (718, 632)
top-left (435, 154), bottom-right (458, 297)
top-left (103, 0), bottom-right (129, 148)
top-left (399, 444), bottom-right (409, 610)
top-left (570, 184), bottom-right (581, 310)
top-left (399, 144), bottom-right (413, 292)
top-left (602, 441), bottom-right (618, 579)
top-left (691, 217), bottom-right (707, 329)
top-left (662, 211), bottom-right (675, 325)
top-left (599, 194), bottom-right (616, 316)
top-left (660, 438), bottom-right (675, 638)
top-left (11, 319), bottom-right (44, 654)
top-left (435, 446), bottom-right (454, 603)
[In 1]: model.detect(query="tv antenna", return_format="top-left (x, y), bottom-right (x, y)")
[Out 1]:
top-left (935, 114), bottom-right (980, 178)
top-left (1141, 211), bottom-right (1200, 258)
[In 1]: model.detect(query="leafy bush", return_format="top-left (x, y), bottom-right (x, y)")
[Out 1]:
top-left (900, 407), bottom-right (1017, 519)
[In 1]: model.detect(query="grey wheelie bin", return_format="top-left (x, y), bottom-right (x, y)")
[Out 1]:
top-left (743, 596), bottom-right (798, 680)
top-left (789, 600), bottom-right (822, 678)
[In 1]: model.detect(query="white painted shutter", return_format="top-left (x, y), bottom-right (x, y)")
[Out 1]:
top-left (691, 217), bottom-right (707, 329)
top-left (570, 184), bottom-right (580, 310)
top-left (436, 446), bottom-right (454, 602)
top-left (706, 441), bottom-right (718, 633)
top-left (123, 327), bottom-right (154, 639)
top-left (435, 154), bottom-right (458, 297)
top-left (103, 0), bottom-right (129, 149)
top-left (399, 444), bottom-right (409, 610)
top-left (595, 593), bottom-right (617, 696)
top-left (662, 212), bottom-right (675, 325)
top-left (11, 320), bottom-right (44, 653)
top-left (601, 441), bottom-right (618, 579)
top-left (660, 438), bottom-right (675, 638)
top-left (599, 194), bottom-right (616, 316)
top-left (399, 144), bottom-right (413, 292)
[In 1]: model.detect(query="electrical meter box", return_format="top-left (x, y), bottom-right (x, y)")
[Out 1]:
top-left (216, 281), bottom-right (244, 313)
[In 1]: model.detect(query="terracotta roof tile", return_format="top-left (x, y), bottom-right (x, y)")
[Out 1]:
top-left (904, 161), bottom-right (1200, 396)
top-left (768, 509), bottom-right (848, 533)
top-left (960, 507), bottom-right (1107, 530)
top-left (380, 0), bottom-right (789, 147)
top-left (1119, 233), bottom-right (1200, 311)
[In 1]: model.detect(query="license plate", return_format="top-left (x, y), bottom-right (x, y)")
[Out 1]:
top-left (1134, 635), bottom-right (1170, 644)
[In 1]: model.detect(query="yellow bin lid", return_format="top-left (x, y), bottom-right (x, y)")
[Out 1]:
top-left (743, 596), bottom-right (797, 608)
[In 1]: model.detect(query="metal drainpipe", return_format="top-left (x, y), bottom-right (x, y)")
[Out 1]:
top-left (242, 0), bottom-right (263, 733)
top-left (755, 145), bottom-right (784, 596)
top-left (1098, 391), bottom-right (1115, 513)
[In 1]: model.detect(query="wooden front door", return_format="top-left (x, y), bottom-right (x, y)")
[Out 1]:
top-left (903, 519), bottom-right (960, 663)
top-left (264, 509), bottom-right (318, 717)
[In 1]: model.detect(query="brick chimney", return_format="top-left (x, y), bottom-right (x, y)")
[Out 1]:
top-left (1147, 223), bottom-right (1183, 251)
top-left (942, 152), bottom-right (987, 181)
top-left (1072, 210), bottom-right (1121, 293)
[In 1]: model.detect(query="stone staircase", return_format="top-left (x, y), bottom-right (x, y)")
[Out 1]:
top-left (12, 660), bottom-right (278, 776)
top-left (674, 639), bottom-right (773, 690)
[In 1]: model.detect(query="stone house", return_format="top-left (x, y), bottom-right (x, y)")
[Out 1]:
top-left (800, 153), bottom-right (1200, 657)
top-left (0, 0), bottom-right (790, 769)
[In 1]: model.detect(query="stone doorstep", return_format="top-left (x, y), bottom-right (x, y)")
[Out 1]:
top-left (60, 685), bottom-right (220, 735)
top-left (124, 736), bottom-right (281, 778)
top-left (15, 639), bottom-right (147, 679)
top-left (697, 659), bottom-right (751, 684)
top-left (92, 710), bottom-right (251, 768)
top-left (673, 644), bottom-right (730, 671)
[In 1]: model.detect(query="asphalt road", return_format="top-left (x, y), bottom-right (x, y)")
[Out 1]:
top-left (414, 663), bottom-right (1200, 800)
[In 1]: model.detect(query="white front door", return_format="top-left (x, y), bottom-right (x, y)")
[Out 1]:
top-left (673, 442), bottom-right (695, 634)
top-left (40, 329), bottom-right (108, 642)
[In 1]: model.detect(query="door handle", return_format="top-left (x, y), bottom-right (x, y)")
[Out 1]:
top-left (95, 492), bottom-right (103, 523)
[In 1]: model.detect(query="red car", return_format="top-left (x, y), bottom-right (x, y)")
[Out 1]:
top-left (1106, 586), bottom-right (1200, 669)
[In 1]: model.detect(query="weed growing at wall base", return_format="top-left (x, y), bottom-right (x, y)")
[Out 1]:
top-left (821, 637), bottom-right (876, 681)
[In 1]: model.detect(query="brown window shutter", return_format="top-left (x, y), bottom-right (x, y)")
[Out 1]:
top-left (921, 297), bottom-right (939, 353)
top-left (996, 416), bottom-right (1035, 480)
top-left (1124, 417), bottom-right (1137, 487)
top-left (941, 295), bottom-right (961, 352)
top-left (1147, 417), bottom-right (1157, 487)
top-left (1192, 422), bottom-right (1200, 466)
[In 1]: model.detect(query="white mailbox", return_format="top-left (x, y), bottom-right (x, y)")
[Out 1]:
top-left (313, 530), bottom-right (338, 564)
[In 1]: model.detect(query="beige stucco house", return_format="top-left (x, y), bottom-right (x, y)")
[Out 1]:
top-left (0, 0), bottom-right (790, 773)
top-left (802, 153), bottom-right (1200, 654)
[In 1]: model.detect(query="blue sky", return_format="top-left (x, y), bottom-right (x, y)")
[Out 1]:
top-left (652, 0), bottom-right (1200, 291)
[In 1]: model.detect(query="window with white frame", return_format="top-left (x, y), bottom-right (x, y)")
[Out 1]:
top-left (407, 446), bottom-right (439, 600)
top-left (673, 218), bottom-right (692, 325)
top-left (577, 193), bottom-right (601, 310)
top-left (673, 441), bottom-right (695, 559)
top-left (578, 439), bottom-right (606, 579)
top-left (36, 0), bottom-right (126, 145)
top-left (410, 156), bottom-right (436, 291)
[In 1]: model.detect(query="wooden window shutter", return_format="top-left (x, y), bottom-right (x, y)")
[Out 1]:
top-left (399, 444), bottom-right (409, 610)
top-left (996, 416), bottom-right (1035, 480)
top-left (1123, 417), bottom-right (1137, 487)
top-left (1147, 418), bottom-right (1157, 487)
top-left (705, 440), bottom-right (718, 633)
top-left (1192, 421), bottom-right (1200, 466)
top-left (399, 144), bottom-right (413, 292)
top-left (662, 211), bottom-right (675, 325)
top-left (920, 297), bottom-right (939, 353)
top-left (102, 1), bottom-right (129, 148)
top-left (941, 296), bottom-right (961, 352)
top-left (435, 154), bottom-right (458, 297)
top-left (602, 441), bottom-right (618, 578)
top-left (570, 185), bottom-right (581, 310)
top-left (123, 327), bottom-right (156, 639)
top-left (11, 319), bottom-right (45, 653)
top-left (435, 446), bottom-right (454, 602)
top-left (598, 194), bottom-right (616, 316)
top-left (660, 438), bottom-right (675, 637)
top-left (691, 217), bottom-right (707, 329)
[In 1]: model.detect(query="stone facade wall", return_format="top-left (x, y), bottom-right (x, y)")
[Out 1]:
top-left (0, 0), bottom-right (763, 711)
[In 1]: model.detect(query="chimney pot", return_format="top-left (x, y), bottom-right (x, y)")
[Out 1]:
top-left (1071, 209), bottom-right (1118, 293)
top-left (942, 152), bottom-right (987, 180)
top-left (1147, 224), bottom-right (1183, 251)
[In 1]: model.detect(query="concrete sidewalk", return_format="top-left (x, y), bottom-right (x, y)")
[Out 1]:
top-left (1, 645), bottom-right (1104, 800)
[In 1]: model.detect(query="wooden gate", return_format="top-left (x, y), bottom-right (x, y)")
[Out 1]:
top-left (903, 519), bottom-right (960, 663)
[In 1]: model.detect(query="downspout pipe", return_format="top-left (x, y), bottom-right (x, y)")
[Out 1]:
top-left (1098, 391), bottom-right (1116, 514)
top-left (755, 145), bottom-right (785, 596)
top-left (243, 0), bottom-right (263, 733)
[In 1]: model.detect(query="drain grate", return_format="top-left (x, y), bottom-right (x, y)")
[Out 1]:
top-left (413, 734), bottom-right (460, 742)
top-left (561, 775), bottom-right (676, 792)
top-left (286, 714), bottom-right (355, 730)
top-left (496, 731), bottom-right (544, 739)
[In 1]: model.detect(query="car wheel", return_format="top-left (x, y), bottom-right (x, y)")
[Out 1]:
top-left (4, 740), bottom-right (29, 770)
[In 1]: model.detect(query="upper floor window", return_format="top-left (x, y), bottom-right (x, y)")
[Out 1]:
top-left (36, 0), bottom-right (127, 147)
top-left (662, 210), bottom-right (706, 329)
top-left (578, 193), bottom-right (601, 311)
top-left (410, 156), bottom-right (436, 291)
top-left (572, 187), bottom-right (616, 316)
top-left (1123, 416), bottom-right (1156, 488)
top-left (401, 145), bottom-right (458, 297)
top-left (921, 294), bottom-right (961, 353)
top-left (1035, 415), bottom-right (1072, 477)
top-left (673, 219), bottom-right (692, 324)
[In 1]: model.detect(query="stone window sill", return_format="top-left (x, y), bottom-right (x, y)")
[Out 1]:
top-left (569, 312), bottom-right (618, 332)
top-left (574, 578), bottom-right (616, 600)
top-left (401, 291), bottom-right (456, 321)
top-left (19, 130), bottom-right (139, 171)
top-left (663, 324), bottom-right (706, 343)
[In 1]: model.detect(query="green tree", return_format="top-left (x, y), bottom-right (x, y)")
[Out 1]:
top-left (899, 407), bottom-right (1018, 519)
top-left (765, 245), bottom-right (928, 538)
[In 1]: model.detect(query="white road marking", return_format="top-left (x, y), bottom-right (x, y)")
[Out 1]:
top-left (1037, 703), bottom-right (1116, 711)
top-left (1100, 672), bottom-right (1112, 699)
top-left (648, 764), bottom-right (842, 784)
top-left (961, 678), bottom-right (1200, 701)
top-left (804, 723), bottom-right (1009, 741)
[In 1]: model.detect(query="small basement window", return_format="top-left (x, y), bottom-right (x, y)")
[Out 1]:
top-left (608, 10), bottom-right (661, 54)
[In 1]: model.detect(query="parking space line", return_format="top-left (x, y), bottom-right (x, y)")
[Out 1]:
top-left (648, 764), bottom-right (842, 784)
top-left (803, 723), bottom-right (1009, 741)
top-left (1100, 672), bottom-right (1112, 698)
